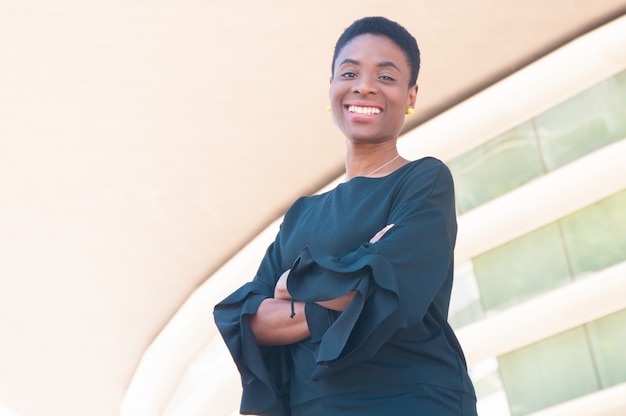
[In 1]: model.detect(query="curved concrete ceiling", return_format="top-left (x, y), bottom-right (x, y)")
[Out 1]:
top-left (1, 2), bottom-right (625, 415)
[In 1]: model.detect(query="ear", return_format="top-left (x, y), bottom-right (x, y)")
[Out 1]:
top-left (407, 84), bottom-right (418, 107)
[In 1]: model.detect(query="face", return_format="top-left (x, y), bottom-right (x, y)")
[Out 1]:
top-left (329, 34), bottom-right (418, 144)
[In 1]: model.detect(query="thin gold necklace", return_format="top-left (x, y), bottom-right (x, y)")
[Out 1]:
top-left (365, 154), bottom-right (401, 177)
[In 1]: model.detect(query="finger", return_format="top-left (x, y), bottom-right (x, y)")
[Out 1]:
top-left (381, 223), bottom-right (394, 234)
top-left (370, 224), bottom-right (394, 243)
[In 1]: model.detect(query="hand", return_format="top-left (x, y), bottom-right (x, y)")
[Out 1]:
top-left (369, 223), bottom-right (394, 244)
top-left (274, 269), bottom-right (291, 299)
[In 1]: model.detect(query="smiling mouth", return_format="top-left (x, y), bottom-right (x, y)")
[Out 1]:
top-left (347, 105), bottom-right (381, 115)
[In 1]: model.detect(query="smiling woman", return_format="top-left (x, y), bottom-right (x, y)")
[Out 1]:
top-left (214, 16), bottom-right (477, 416)
top-left (330, 33), bottom-right (417, 157)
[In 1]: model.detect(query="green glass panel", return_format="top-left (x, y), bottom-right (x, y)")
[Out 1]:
top-left (498, 327), bottom-right (599, 415)
top-left (587, 308), bottom-right (626, 388)
top-left (449, 265), bottom-right (484, 329)
top-left (560, 189), bottom-right (626, 278)
top-left (535, 70), bottom-right (626, 171)
top-left (449, 121), bottom-right (544, 214)
top-left (473, 223), bottom-right (571, 311)
top-left (470, 359), bottom-right (507, 399)
top-left (449, 300), bottom-right (483, 329)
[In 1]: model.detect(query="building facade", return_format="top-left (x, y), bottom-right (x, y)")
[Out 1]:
top-left (438, 19), bottom-right (626, 416)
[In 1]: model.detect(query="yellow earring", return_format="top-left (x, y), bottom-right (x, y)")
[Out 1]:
top-left (327, 105), bottom-right (331, 113)
top-left (406, 107), bottom-right (414, 115)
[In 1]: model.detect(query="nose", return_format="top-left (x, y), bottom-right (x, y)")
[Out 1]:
top-left (352, 75), bottom-right (377, 95)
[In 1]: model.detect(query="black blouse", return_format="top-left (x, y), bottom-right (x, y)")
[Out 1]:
top-left (214, 157), bottom-right (476, 415)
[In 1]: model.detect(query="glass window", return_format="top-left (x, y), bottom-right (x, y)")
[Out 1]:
top-left (498, 327), bottom-right (599, 415)
top-left (535, 70), bottom-right (626, 171)
top-left (448, 121), bottom-right (544, 214)
top-left (586, 308), bottom-right (626, 388)
top-left (449, 71), bottom-right (626, 214)
top-left (472, 223), bottom-right (571, 311)
top-left (449, 262), bottom-right (483, 328)
top-left (470, 358), bottom-right (511, 416)
top-left (560, 189), bottom-right (626, 278)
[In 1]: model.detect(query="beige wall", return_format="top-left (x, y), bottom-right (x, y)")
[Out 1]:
top-left (0, 2), bottom-right (230, 415)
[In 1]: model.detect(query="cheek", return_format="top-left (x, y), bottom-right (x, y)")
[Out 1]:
top-left (329, 92), bottom-right (346, 118)
top-left (329, 86), bottom-right (341, 104)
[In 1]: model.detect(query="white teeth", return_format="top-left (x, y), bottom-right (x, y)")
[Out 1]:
top-left (348, 105), bottom-right (381, 115)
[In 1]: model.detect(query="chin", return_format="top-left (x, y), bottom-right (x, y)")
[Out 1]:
top-left (347, 128), bottom-right (398, 143)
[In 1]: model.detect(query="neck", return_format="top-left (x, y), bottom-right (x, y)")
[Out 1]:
top-left (344, 142), bottom-right (403, 180)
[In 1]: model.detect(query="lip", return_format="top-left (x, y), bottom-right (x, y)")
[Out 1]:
top-left (343, 102), bottom-right (384, 118)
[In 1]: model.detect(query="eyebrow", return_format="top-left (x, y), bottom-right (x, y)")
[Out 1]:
top-left (339, 58), bottom-right (401, 71)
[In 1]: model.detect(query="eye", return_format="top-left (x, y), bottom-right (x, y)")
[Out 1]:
top-left (379, 75), bottom-right (396, 82)
top-left (341, 72), bottom-right (357, 79)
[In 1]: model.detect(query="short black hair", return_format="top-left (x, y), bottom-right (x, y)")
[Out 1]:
top-left (331, 16), bottom-right (421, 86)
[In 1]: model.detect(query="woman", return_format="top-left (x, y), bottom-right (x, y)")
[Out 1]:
top-left (214, 16), bottom-right (477, 415)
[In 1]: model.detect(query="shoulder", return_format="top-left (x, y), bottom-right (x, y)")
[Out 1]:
top-left (399, 157), bottom-right (453, 189)
top-left (406, 156), bottom-right (449, 175)
top-left (283, 193), bottom-right (319, 222)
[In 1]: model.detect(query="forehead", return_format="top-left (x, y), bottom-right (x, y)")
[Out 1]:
top-left (335, 34), bottom-right (410, 70)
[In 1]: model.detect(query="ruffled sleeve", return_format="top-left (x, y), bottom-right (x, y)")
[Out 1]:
top-left (213, 239), bottom-right (291, 415)
top-left (287, 159), bottom-right (457, 380)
